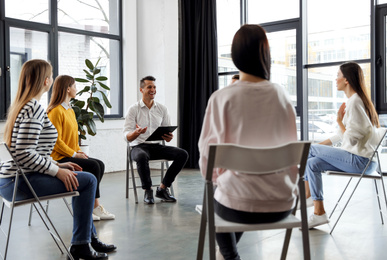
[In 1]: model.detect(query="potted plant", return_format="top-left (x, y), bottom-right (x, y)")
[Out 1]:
top-left (70, 58), bottom-right (112, 149)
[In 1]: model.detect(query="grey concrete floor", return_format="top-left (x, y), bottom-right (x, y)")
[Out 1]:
top-left (1, 168), bottom-right (387, 260)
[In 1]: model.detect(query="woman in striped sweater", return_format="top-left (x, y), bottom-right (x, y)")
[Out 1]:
top-left (47, 75), bottom-right (115, 221)
top-left (0, 59), bottom-right (116, 260)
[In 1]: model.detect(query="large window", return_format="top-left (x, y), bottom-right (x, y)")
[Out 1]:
top-left (0, 0), bottom-right (122, 119)
top-left (217, 0), bottom-right (382, 142)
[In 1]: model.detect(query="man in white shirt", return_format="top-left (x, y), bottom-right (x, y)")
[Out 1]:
top-left (123, 76), bottom-right (188, 204)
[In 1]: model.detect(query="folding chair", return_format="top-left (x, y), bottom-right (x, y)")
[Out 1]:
top-left (325, 127), bottom-right (387, 234)
top-left (0, 142), bottom-right (79, 260)
top-left (196, 141), bottom-right (311, 260)
top-left (27, 197), bottom-right (73, 226)
top-left (125, 140), bottom-right (174, 203)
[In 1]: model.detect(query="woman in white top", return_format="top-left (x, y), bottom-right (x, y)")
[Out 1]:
top-left (198, 24), bottom-right (297, 260)
top-left (305, 62), bottom-right (381, 229)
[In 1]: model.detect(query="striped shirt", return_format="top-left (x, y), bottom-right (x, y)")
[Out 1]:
top-left (0, 99), bottom-right (59, 178)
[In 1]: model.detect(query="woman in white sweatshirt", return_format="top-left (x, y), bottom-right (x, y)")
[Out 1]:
top-left (304, 62), bottom-right (381, 229)
top-left (198, 24), bottom-right (297, 260)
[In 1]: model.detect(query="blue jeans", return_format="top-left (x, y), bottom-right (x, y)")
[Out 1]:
top-left (0, 171), bottom-right (97, 244)
top-left (304, 144), bottom-right (376, 201)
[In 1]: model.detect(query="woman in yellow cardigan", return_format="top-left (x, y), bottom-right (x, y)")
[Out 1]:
top-left (47, 75), bottom-right (115, 221)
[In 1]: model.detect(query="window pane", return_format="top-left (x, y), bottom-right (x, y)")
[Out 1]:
top-left (58, 0), bottom-right (120, 35)
top-left (218, 74), bottom-right (238, 89)
top-left (217, 0), bottom-right (240, 77)
top-left (307, 63), bottom-right (371, 142)
top-left (5, 0), bottom-right (49, 23)
top-left (308, 0), bottom-right (370, 64)
top-left (10, 28), bottom-right (49, 107)
top-left (58, 32), bottom-right (120, 115)
top-left (247, 0), bottom-right (299, 24)
top-left (267, 30), bottom-right (297, 107)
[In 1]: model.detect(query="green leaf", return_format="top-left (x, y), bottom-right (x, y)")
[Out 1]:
top-left (98, 91), bottom-right (112, 108)
top-left (89, 101), bottom-right (104, 121)
top-left (96, 76), bottom-right (108, 81)
top-left (86, 74), bottom-right (94, 80)
top-left (98, 82), bottom-right (110, 90)
top-left (77, 86), bottom-right (90, 96)
top-left (83, 69), bottom-right (92, 77)
top-left (72, 100), bottom-right (85, 109)
top-left (93, 68), bottom-right (101, 75)
top-left (85, 59), bottom-right (94, 70)
top-left (85, 118), bottom-right (97, 136)
top-left (75, 78), bottom-right (89, 83)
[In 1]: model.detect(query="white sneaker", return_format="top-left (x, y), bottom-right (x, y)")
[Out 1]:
top-left (216, 246), bottom-right (224, 260)
top-left (92, 214), bottom-right (100, 221)
top-left (93, 205), bottom-right (115, 220)
top-left (308, 213), bottom-right (329, 229)
top-left (297, 197), bottom-right (314, 210)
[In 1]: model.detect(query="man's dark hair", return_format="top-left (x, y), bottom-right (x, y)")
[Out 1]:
top-left (232, 74), bottom-right (239, 80)
top-left (140, 76), bottom-right (156, 88)
top-left (231, 24), bottom-right (271, 80)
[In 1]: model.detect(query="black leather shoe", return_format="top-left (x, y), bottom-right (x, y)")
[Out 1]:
top-left (67, 243), bottom-right (108, 260)
top-left (144, 189), bottom-right (154, 204)
top-left (155, 187), bottom-right (176, 202)
top-left (91, 235), bottom-right (117, 253)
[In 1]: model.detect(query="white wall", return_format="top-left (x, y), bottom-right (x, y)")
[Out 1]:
top-left (0, 0), bottom-right (179, 173)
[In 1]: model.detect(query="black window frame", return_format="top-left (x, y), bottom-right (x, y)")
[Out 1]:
top-left (0, 0), bottom-right (123, 120)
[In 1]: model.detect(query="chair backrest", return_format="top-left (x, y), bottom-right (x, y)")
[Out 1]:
top-left (373, 127), bottom-right (387, 155)
top-left (205, 141), bottom-right (311, 182)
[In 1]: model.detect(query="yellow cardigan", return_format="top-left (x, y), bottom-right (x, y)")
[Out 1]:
top-left (48, 104), bottom-right (80, 161)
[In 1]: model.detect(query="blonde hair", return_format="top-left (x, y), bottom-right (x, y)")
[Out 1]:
top-left (47, 75), bottom-right (75, 113)
top-left (3, 59), bottom-right (52, 146)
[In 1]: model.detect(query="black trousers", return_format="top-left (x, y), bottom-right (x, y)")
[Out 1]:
top-left (130, 143), bottom-right (189, 190)
top-left (214, 199), bottom-right (292, 260)
top-left (58, 157), bottom-right (105, 198)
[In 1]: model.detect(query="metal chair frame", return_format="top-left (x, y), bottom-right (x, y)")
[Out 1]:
top-left (125, 141), bottom-right (174, 203)
top-left (325, 128), bottom-right (387, 234)
top-left (0, 142), bottom-right (78, 260)
top-left (196, 141), bottom-right (311, 260)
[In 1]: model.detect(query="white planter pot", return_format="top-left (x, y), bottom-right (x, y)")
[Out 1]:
top-left (80, 144), bottom-right (90, 156)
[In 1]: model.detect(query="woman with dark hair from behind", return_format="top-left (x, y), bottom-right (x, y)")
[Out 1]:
top-left (198, 25), bottom-right (298, 260)
top-left (303, 61), bottom-right (382, 229)
top-left (47, 75), bottom-right (115, 221)
top-left (0, 60), bottom-right (116, 260)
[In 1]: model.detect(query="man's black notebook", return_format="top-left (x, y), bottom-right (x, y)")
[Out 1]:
top-left (145, 126), bottom-right (178, 141)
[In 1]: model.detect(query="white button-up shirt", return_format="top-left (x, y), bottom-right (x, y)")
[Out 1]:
top-left (123, 99), bottom-right (171, 146)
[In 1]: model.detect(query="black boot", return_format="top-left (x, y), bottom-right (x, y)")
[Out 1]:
top-left (91, 234), bottom-right (117, 253)
top-left (67, 243), bottom-right (108, 260)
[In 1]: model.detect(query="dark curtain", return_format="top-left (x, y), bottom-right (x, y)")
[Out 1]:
top-left (178, 0), bottom-right (218, 169)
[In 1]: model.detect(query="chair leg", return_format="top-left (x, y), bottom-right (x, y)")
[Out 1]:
top-left (280, 229), bottom-right (293, 260)
top-left (379, 174), bottom-right (387, 216)
top-left (330, 177), bottom-right (363, 234)
top-left (28, 200), bottom-right (50, 226)
top-left (63, 198), bottom-right (73, 216)
top-left (130, 164), bottom-right (139, 204)
top-left (20, 173), bottom-right (74, 260)
top-left (196, 191), bottom-right (207, 260)
top-left (126, 145), bottom-right (130, 199)
top-left (329, 177), bottom-right (353, 219)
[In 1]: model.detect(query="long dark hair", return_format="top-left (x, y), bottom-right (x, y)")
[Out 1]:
top-left (231, 24), bottom-right (271, 80)
top-left (340, 62), bottom-right (380, 127)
